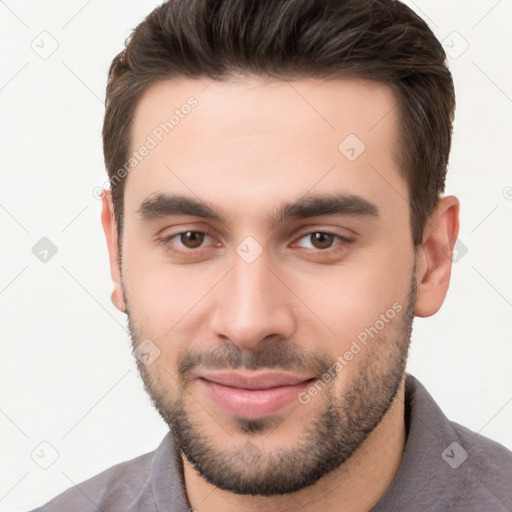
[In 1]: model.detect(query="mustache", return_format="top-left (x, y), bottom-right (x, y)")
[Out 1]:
top-left (177, 341), bottom-right (333, 380)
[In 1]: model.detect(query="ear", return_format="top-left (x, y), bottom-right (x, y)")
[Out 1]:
top-left (101, 189), bottom-right (126, 313)
top-left (414, 195), bottom-right (460, 317)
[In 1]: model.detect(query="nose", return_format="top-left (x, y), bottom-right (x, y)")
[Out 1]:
top-left (209, 250), bottom-right (296, 350)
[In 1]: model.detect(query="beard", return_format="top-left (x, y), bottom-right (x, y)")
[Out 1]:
top-left (126, 264), bottom-right (417, 496)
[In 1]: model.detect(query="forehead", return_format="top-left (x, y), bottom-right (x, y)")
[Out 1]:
top-left (125, 76), bottom-right (407, 225)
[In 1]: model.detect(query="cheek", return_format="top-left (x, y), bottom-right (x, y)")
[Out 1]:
top-left (122, 240), bottom-right (221, 341)
top-left (288, 249), bottom-right (411, 352)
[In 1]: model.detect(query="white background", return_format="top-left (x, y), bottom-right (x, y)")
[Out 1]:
top-left (0, 1), bottom-right (511, 510)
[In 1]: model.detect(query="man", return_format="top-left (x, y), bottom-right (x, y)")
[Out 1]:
top-left (33, 0), bottom-right (512, 510)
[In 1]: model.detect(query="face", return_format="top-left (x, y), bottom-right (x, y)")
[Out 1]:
top-left (108, 76), bottom-right (421, 495)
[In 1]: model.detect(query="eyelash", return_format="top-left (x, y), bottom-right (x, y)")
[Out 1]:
top-left (158, 229), bottom-right (354, 258)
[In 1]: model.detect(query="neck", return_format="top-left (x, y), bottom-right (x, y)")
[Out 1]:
top-left (182, 378), bottom-right (406, 512)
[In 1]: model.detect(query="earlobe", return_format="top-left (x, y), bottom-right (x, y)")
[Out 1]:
top-left (111, 289), bottom-right (126, 313)
top-left (100, 189), bottom-right (126, 314)
top-left (414, 195), bottom-right (460, 318)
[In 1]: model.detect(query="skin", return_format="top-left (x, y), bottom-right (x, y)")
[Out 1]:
top-left (101, 76), bottom-right (459, 511)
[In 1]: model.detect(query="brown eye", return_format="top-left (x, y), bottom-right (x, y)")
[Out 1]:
top-left (180, 231), bottom-right (205, 248)
top-left (309, 232), bottom-right (335, 249)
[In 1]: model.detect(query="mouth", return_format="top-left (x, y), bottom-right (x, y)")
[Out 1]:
top-left (197, 371), bottom-right (315, 419)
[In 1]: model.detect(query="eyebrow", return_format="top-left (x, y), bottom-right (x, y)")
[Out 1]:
top-left (271, 193), bottom-right (379, 224)
top-left (136, 192), bottom-right (379, 225)
top-left (137, 194), bottom-right (224, 222)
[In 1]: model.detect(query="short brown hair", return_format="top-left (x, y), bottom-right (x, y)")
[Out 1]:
top-left (103, 0), bottom-right (455, 247)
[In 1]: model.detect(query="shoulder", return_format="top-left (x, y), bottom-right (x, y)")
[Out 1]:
top-left (31, 449), bottom-right (155, 512)
top-left (405, 375), bottom-right (512, 510)
top-left (451, 420), bottom-right (512, 494)
top-left (424, 421), bottom-right (512, 511)
top-left (373, 375), bottom-right (512, 511)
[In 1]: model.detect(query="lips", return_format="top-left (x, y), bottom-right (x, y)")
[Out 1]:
top-left (199, 371), bottom-right (312, 389)
top-left (197, 371), bottom-right (314, 419)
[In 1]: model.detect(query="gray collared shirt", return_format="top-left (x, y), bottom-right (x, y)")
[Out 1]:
top-left (32, 374), bottom-right (512, 511)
